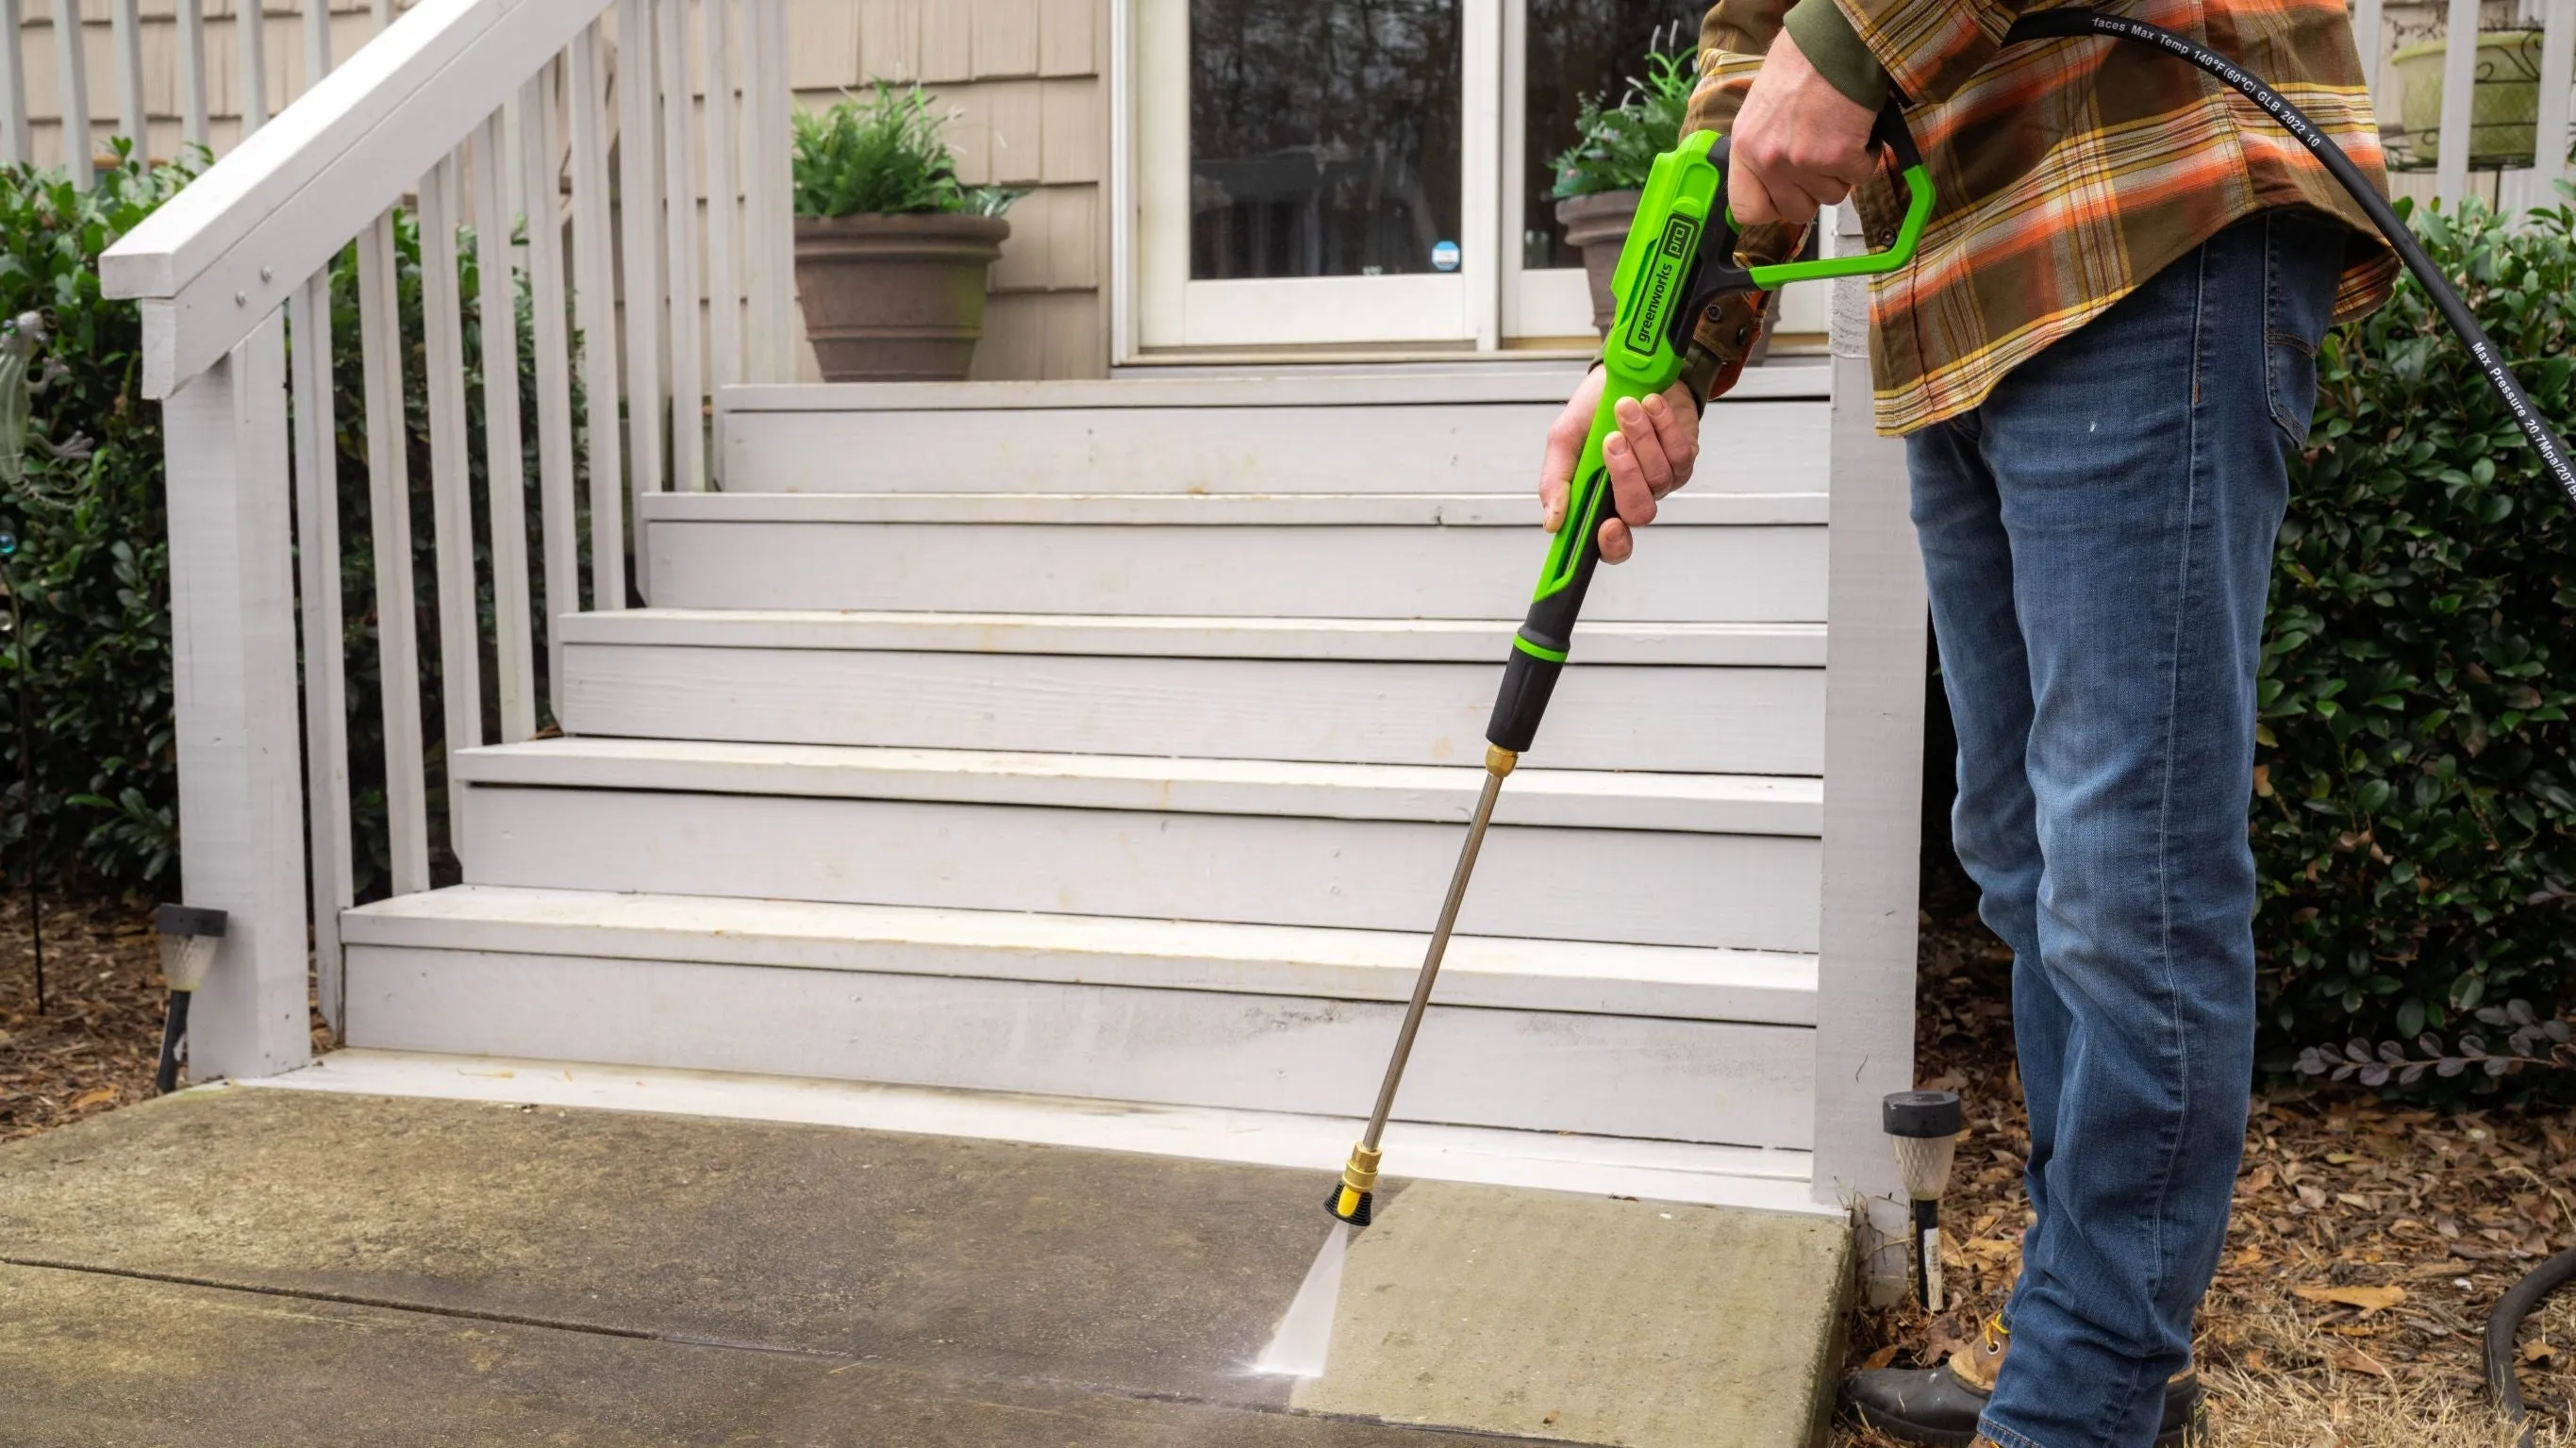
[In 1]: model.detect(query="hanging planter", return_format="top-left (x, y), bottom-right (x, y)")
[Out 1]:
top-left (791, 85), bottom-right (1023, 383)
top-left (2390, 29), bottom-right (2544, 170)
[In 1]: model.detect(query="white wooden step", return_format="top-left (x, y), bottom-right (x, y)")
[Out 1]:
top-left (337, 887), bottom-right (1820, 1147)
top-left (556, 610), bottom-right (1827, 774)
top-left (454, 740), bottom-right (1823, 951)
top-left (640, 492), bottom-right (1826, 621)
top-left (253, 1051), bottom-right (1829, 1218)
top-left (716, 372), bottom-right (1828, 497)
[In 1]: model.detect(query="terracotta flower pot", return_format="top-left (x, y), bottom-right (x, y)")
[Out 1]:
top-left (1554, 189), bottom-right (1641, 336)
top-left (793, 211), bottom-right (1010, 382)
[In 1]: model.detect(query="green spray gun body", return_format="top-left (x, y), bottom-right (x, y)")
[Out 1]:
top-left (1484, 99), bottom-right (1935, 754)
top-left (1327, 100), bottom-right (1936, 1229)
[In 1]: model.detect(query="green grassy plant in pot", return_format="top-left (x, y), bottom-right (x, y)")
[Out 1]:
top-left (792, 84), bottom-right (1022, 382)
top-left (1550, 38), bottom-right (1695, 333)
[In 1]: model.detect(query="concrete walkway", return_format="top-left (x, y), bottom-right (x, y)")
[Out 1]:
top-left (0, 1081), bottom-right (1852, 1446)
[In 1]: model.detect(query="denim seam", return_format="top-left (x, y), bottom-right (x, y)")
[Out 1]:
top-left (1978, 1412), bottom-right (2056, 1448)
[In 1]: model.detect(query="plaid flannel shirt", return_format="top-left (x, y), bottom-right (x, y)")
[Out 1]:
top-left (1687, 0), bottom-right (2399, 434)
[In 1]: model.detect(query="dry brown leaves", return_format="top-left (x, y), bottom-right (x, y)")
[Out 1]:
top-left (0, 896), bottom-right (168, 1143)
top-left (1834, 896), bottom-right (2576, 1447)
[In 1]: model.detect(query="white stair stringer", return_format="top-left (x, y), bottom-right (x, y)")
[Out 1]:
top-left (452, 738), bottom-right (1824, 953)
top-left (338, 887), bottom-right (1821, 1151)
top-left (556, 609), bottom-right (1828, 775)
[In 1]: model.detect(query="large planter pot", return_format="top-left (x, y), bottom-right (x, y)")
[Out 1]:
top-left (793, 211), bottom-right (1010, 382)
top-left (2391, 30), bottom-right (2544, 170)
top-left (1555, 189), bottom-right (1640, 335)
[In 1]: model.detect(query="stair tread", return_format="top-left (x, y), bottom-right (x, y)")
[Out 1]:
top-left (638, 491), bottom-right (1826, 526)
top-left (716, 364), bottom-right (1827, 412)
top-left (457, 737), bottom-right (1822, 836)
top-left (557, 609), bottom-right (1829, 667)
top-left (344, 885), bottom-right (1819, 1024)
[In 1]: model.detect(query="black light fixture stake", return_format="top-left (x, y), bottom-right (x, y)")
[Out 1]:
top-left (152, 904), bottom-right (226, 1093)
top-left (1885, 1090), bottom-right (1965, 1311)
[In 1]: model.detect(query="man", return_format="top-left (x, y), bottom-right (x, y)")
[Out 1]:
top-left (1542, 0), bottom-right (2396, 1444)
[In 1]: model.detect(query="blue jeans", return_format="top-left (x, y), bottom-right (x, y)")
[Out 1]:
top-left (1907, 208), bottom-right (2344, 1448)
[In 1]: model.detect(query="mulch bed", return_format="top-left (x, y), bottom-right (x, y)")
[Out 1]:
top-left (0, 895), bottom-right (167, 1144)
top-left (1837, 865), bottom-right (2576, 1445)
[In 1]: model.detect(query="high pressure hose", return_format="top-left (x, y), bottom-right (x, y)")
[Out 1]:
top-left (2012, 14), bottom-right (2576, 1435)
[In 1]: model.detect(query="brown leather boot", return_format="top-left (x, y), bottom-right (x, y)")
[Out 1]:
top-left (1838, 1315), bottom-right (2203, 1447)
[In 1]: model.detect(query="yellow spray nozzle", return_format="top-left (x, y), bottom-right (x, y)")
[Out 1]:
top-left (1327, 1141), bottom-right (1382, 1225)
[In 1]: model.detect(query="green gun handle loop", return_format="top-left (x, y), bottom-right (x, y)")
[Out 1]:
top-left (1737, 97), bottom-right (1935, 291)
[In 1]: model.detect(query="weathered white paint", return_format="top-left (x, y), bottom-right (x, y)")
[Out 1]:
top-left (357, 209), bottom-right (430, 895)
top-left (2535, 0), bottom-right (2576, 196)
top-left (741, 0), bottom-right (792, 383)
top-left (164, 313), bottom-right (309, 1080)
top-left (342, 885), bottom-right (1819, 1024)
top-left (237, 0), bottom-right (267, 132)
top-left (51, 0), bottom-right (90, 188)
top-left (615, 0), bottom-right (663, 580)
top-left (640, 490), bottom-right (1826, 526)
top-left (419, 154), bottom-right (482, 856)
top-left (558, 644), bottom-right (1825, 775)
top-left (521, 61), bottom-right (579, 713)
top-left (341, 947), bottom-right (1819, 1146)
top-left (553, 608), bottom-right (1829, 667)
top-left (109, 0), bottom-right (143, 145)
top-left (176, 0), bottom-right (208, 148)
top-left (566, 21), bottom-right (623, 610)
top-left (453, 737), bottom-right (1823, 837)
top-left (101, 0), bottom-right (625, 395)
top-left (472, 110), bottom-right (539, 743)
top-left (248, 1049), bottom-right (1834, 1216)
top-left (457, 784), bottom-right (1823, 951)
top-left (655, 0), bottom-right (704, 492)
top-left (642, 512), bottom-right (1827, 622)
top-left (718, 398), bottom-right (1830, 496)
top-left (288, 270), bottom-right (353, 1037)
top-left (1813, 214), bottom-right (1926, 1291)
top-left (718, 368), bottom-right (1831, 411)
top-left (2436, 0), bottom-right (2478, 206)
top-left (700, 0), bottom-right (740, 396)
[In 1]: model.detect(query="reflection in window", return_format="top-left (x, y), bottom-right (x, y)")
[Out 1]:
top-left (1189, 0), bottom-right (1463, 280)
top-left (1523, 2), bottom-right (1703, 270)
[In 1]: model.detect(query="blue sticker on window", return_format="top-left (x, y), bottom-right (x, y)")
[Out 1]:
top-left (1431, 240), bottom-right (1461, 273)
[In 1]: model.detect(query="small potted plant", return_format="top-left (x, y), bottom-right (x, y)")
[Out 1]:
top-left (1550, 36), bottom-right (1697, 334)
top-left (792, 84), bottom-right (1022, 382)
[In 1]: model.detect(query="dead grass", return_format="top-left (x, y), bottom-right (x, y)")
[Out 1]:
top-left (1832, 887), bottom-right (2576, 1447)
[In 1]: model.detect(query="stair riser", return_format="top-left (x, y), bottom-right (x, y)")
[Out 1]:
top-left (461, 787), bottom-right (1823, 952)
top-left (643, 522), bottom-right (1825, 621)
top-left (559, 645), bottom-right (1826, 775)
top-left (718, 400), bottom-right (1829, 496)
top-left (341, 947), bottom-right (1818, 1148)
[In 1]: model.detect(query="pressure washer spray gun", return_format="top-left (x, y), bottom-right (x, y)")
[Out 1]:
top-left (1327, 10), bottom-right (2576, 1232)
top-left (1324, 100), bottom-right (1937, 1229)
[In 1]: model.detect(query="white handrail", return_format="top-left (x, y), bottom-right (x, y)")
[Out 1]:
top-left (99, 0), bottom-right (614, 397)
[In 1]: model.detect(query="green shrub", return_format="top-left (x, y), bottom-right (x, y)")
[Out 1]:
top-left (2259, 195), bottom-right (2576, 1079)
top-left (0, 145), bottom-right (573, 896)
top-left (791, 83), bottom-right (1022, 219)
top-left (1549, 33), bottom-right (1696, 199)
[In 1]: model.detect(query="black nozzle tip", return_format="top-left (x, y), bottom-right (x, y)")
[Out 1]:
top-left (1883, 1089), bottom-right (1963, 1139)
top-left (1325, 1187), bottom-right (1373, 1227)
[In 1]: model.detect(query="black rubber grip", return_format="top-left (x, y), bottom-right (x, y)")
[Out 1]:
top-left (1487, 465), bottom-right (1605, 751)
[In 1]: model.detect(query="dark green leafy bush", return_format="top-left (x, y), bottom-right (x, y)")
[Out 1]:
top-left (0, 145), bottom-right (574, 896)
top-left (2260, 196), bottom-right (2576, 1080)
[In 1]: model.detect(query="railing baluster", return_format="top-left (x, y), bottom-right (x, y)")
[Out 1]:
top-left (300, 0), bottom-right (327, 91)
top-left (240, 0), bottom-right (268, 135)
top-left (616, 0), bottom-right (664, 582)
top-left (471, 112), bottom-right (536, 743)
top-left (419, 152), bottom-right (482, 856)
top-left (176, 0), bottom-right (208, 149)
top-left (569, 19), bottom-right (624, 610)
top-left (702, 0), bottom-right (739, 400)
top-left (752, 0), bottom-right (791, 381)
top-left (358, 208), bottom-right (428, 896)
top-left (656, 0), bottom-right (702, 491)
top-left (53, 0), bottom-right (91, 187)
top-left (2435, 0), bottom-right (2476, 207)
top-left (0, 0), bottom-right (29, 168)
top-left (522, 62), bottom-right (579, 713)
top-left (108, 0), bottom-right (141, 151)
top-left (287, 266), bottom-right (351, 1034)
